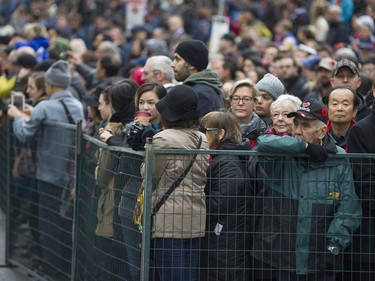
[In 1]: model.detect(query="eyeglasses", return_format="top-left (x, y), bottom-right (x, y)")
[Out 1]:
top-left (231, 96), bottom-right (255, 104)
top-left (199, 127), bottom-right (219, 134)
top-left (271, 112), bottom-right (291, 119)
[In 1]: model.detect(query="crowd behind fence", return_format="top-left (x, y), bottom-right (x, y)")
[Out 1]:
top-left (0, 120), bottom-right (375, 281)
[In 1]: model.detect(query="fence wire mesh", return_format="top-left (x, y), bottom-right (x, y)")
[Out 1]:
top-left (0, 120), bottom-right (374, 281)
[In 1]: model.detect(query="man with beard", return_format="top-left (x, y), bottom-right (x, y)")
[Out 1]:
top-left (315, 57), bottom-right (337, 101)
top-left (171, 40), bottom-right (224, 116)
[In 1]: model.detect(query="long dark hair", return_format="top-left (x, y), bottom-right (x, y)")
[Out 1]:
top-left (109, 79), bottom-right (138, 113)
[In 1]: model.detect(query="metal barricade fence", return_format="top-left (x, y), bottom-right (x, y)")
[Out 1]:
top-left (3, 120), bottom-right (77, 281)
top-left (0, 119), bottom-right (375, 281)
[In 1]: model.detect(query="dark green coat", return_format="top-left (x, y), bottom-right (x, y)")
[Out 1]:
top-left (252, 134), bottom-right (362, 275)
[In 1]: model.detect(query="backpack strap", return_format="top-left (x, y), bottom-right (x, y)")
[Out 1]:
top-left (152, 135), bottom-right (203, 215)
top-left (59, 99), bottom-right (75, 124)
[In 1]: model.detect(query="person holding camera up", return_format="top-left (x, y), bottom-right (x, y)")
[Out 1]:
top-left (117, 82), bottom-right (167, 281)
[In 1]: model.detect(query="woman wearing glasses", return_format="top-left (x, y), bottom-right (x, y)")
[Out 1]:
top-left (228, 79), bottom-right (268, 146)
top-left (199, 110), bottom-right (252, 281)
top-left (267, 94), bottom-right (302, 136)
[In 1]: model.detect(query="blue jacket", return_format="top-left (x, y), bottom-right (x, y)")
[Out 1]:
top-left (12, 91), bottom-right (85, 186)
top-left (252, 134), bottom-right (361, 274)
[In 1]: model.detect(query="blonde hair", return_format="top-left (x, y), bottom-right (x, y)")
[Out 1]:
top-left (229, 79), bottom-right (259, 100)
top-left (23, 23), bottom-right (48, 39)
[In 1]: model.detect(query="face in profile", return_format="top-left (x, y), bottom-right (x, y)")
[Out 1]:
top-left (292, 116), bottom-right (324, 145)
top-left (27, 77), bottom-right (43, 100)
top-left (98, 93), bottom-right (112, 121)
top-left (171, 53), bottom-right (190, 82)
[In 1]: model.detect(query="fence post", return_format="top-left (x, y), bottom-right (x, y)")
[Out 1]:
top-left (5, 120), bottom-right (11, 265)
top-left (140, 137), bottom-right (154, 281)
top-left (72, 120), bottom-right (83, 281)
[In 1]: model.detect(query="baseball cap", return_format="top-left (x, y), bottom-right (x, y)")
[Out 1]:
top-left (333, 59), bottom-right (360, 77)
top-left (317, 58), bottom-right (337, 72)
top-left (287, 99), bottom-right (328, 124)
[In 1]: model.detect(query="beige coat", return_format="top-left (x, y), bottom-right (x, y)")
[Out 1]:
top-left (141, 128), bottom-right (209, 239)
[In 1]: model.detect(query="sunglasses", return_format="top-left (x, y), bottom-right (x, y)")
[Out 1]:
top-left (199, 127), bottom-right (219, 134)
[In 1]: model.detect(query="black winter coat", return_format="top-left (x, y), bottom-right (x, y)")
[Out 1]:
top-left (199, 142), bottom-right (252, 281)
top-left (347, 105), bottom-right (375, 262)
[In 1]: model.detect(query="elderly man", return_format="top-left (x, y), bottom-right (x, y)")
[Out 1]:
top-left (142, 55), bottom-right (175, 91)
top-left (252, 99), bottom-right (361, 281)
top-left (8, 60), bottom-right (85, 279)
top-left (326, 86), bottom-right (358, 151)
top-left (330, 58), bottom-right (370, 121)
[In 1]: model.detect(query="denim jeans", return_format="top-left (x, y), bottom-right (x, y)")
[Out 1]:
top-left (121, 217), bottom-right (141, 281)
top-left (154, 237), bottom-right (200, 281)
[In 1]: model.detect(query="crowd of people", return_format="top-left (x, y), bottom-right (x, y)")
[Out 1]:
top-left (1, 0), bottom-right (375, 281)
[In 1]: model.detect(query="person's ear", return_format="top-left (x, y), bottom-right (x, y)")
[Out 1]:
top-left (218, 129), bottom-right (225, 141)
top-left (330, 77), bottom-right (334, 87)
top-left (318, 125), bottom-right (327, 140)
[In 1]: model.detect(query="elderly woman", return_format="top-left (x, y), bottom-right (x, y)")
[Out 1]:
top-left (228, 79), bottom-right (268, 146)
top-left (199, 110), bottom-right (251, 281)
top-left (267, 94), bottom-right (302, 136)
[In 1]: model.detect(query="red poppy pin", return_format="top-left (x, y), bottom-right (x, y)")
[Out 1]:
top-left (303, 102), bottom-right (310, 107)
top-left (321, 108), bottom-right (328, 117)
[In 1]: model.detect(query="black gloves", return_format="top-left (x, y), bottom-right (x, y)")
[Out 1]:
top-left (304, 143), bottom-right (329, 162)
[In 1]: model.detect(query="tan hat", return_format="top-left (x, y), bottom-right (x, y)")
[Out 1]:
top-left (318, 58), bottom-right (337, 72)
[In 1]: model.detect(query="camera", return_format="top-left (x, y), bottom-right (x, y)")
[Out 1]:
top-left (127, 123), bottom-right (146, 151)
top-left (128, 123), bottom-right (146, 139)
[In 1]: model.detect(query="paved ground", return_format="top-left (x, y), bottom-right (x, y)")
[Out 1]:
top-left (0, 211), bottom-right (33, 281)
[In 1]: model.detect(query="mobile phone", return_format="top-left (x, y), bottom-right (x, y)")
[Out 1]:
top-left (11, 91), bottom-right (25, 111)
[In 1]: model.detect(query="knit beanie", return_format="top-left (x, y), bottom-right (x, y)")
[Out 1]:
top-left (255, 73), bottom-right (285, 100)
top-left (44, 60), bottom-right (71, 88)
top-left (175, 40), bottom-right (209, 71)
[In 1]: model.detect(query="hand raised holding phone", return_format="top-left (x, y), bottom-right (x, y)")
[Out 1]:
top-left (11, 91), bottom-right (25, 111)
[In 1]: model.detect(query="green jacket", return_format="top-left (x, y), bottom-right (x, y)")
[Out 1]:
top-left (252, 134), bottom-right (361, 274)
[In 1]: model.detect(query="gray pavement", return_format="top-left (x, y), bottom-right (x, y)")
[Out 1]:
top-left (0, 211), bottom-right (33, 281)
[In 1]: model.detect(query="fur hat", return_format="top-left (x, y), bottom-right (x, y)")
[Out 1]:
top-left (44, 60), bottom-right (71, 88)
top-left (255, 74), bottom-right (285, 100)
top-left (175, 40), bottom-right (209, 71)
top-left (156, 85), bottom-right (200, 122)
